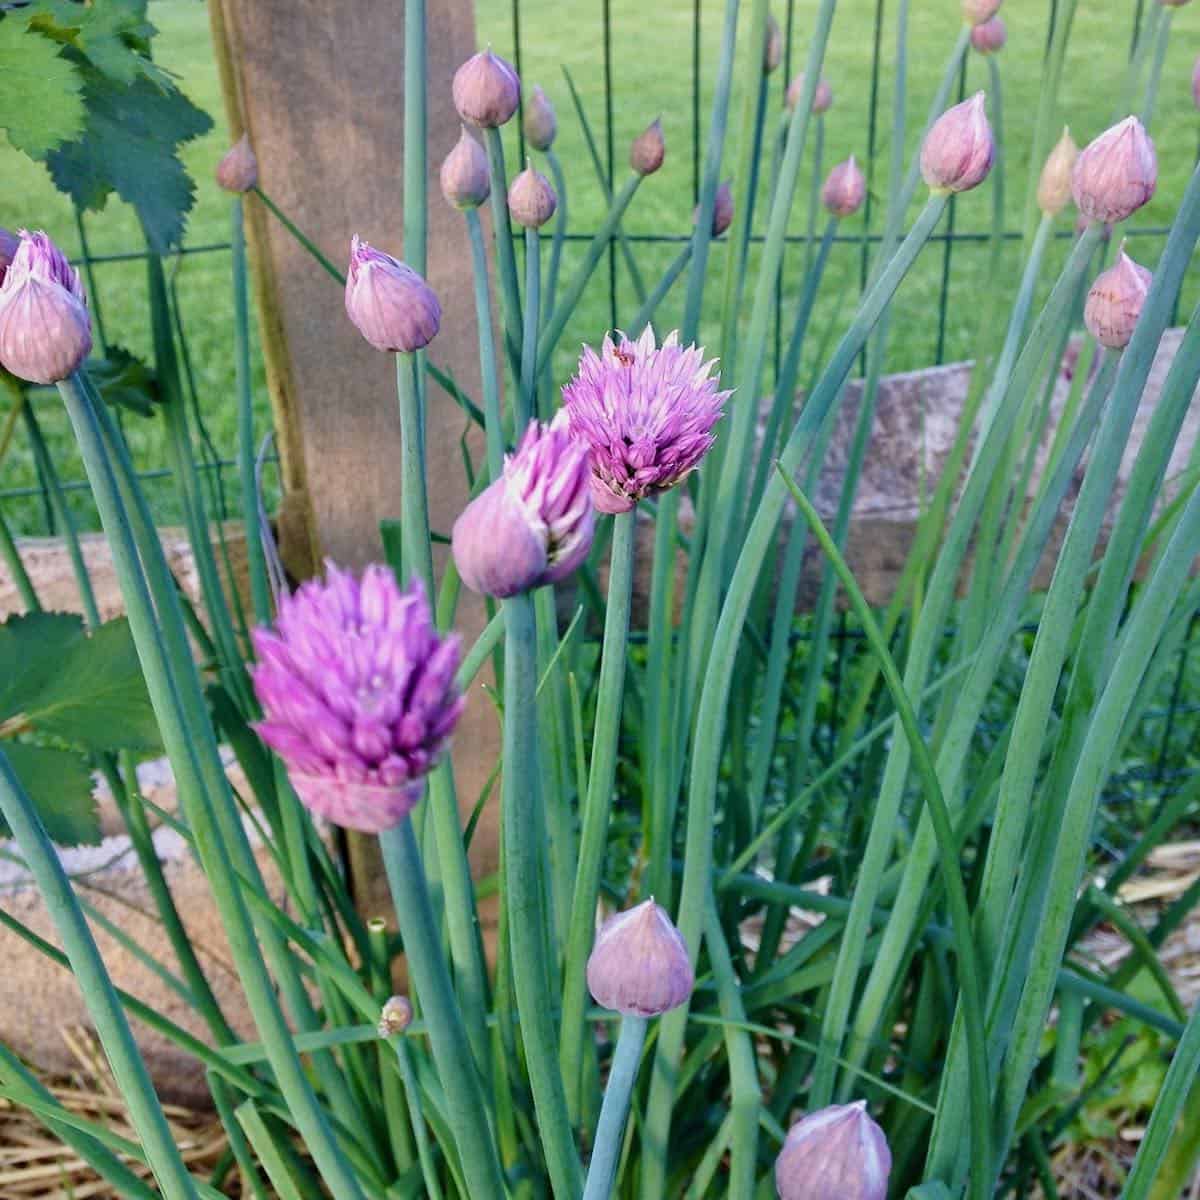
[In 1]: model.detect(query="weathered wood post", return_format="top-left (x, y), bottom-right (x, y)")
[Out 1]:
top-left (207, 0), bottom-right (501, 912)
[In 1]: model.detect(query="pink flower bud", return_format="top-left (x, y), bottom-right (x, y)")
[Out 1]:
top-left (962, 0), bottom-right (1002, 24)
top-left (920, 91), bottom-right (994, 194)
top-left (822, 156), bottom-right (866, 217)
top-left (775, 1102), bottom-right (892, 1200)
top-left (970, 15), bottom-right (1006, 53)
top-left (0, 228), bottom-right (19, 286)
top-left (694, 180), bottom-right (735, 237)
top-left (453, 48), bottom-right (520, 129)
top-left (630, 118), bottom-right (665, 176)
top-left (1084, 243), bottom-right (1151, 350)
top-left (440, 126), bottom-right (491, 210)
top-left (452, 412), bottom-right (594, 597)
top-left (1071, 116), bottom-right (1157, 225)
top-left (0, 230), bottom-right (92, 385)
top-left (764, 13), bottom-right (783, 74)
top-left (523, 84), bottom-right (557, 151)
top-left (1037, 127), bottom-right (1079, 216)
top-left (378, 995), bottom-right (413, 1037)
top-left (508, 163), bottom-right (557, 228)
top-left (786, 72), bottom-right (832, 114)
top-left (345, 236), bottom-right (441, 353)
top-left (215, 134), bottom-right (258, 193)
top-left (586, 899), bottom-right (694, 1017)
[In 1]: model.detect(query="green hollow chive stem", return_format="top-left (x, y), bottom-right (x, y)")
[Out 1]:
top-left (390, 1034), bottom-right (446, 1200)
top-left (466, 207), bottom-right (506, 479)
top-left (379, 820), bottom-right (507, 1198)
top-left (501, 590), bottom-right (584, 1200)
top-left (519, 226), bottom-right (540, 433)
top-left (544, 149), bottom-right (569, 330)
top-left (403, 0), bottom-right (427, 275)
top-left (581, 1016), bottom-right (647, 1200)
top-left (484, 126), bottom-right (524, 379)
top-left (560, 508), bottom-right (637, 1124)
top-left (232, 195), bottom-right (272, 626)
top-left (253, 187), bottom-right (345, 283)
top-left (0, 753), bottom-right (201, 1200)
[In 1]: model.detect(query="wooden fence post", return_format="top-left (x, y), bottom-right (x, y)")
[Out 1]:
top-left (207, 0), bottom-right (500, 913)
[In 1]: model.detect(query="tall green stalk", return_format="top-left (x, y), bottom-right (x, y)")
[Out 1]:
top-left (485, 126), bottom-right (524, 380)
top-left (561, 509), bottom-right (637, 1123)
top-left (581, 1016), bottom-right (647, 1200)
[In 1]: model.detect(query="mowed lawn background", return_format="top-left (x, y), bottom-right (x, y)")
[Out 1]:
top-left (1, 0), bottom-right (1197, 534)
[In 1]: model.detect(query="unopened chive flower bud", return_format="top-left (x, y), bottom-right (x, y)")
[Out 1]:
top-left (440, 126), bottom-right (491, 209)
top-left (586, 898), bottom-right (694, 1017)
top-left (970, 15), bottom-right (1006, 52)
top-left (1037, 127), bottom-right (1079, 216)
top-left (786, 72), bottom-right (833, 114)
top-left (693, 179), bottom-right (735, 237)
top-left (564, 326), bottom-right (727, 513)
top-left (345, 236), bottom-right (441, 353)
top-left (1084, 243), bottom-right (1151, 350)
top-left (250, 565), bottom-right (463, 833)
top-left (630, 118), bottom-right (665, 176)
top-left (0, 228), bottom-right (19, 286)
top-left (452, 48), bottom-right (520, 128)
top-left (0, 230), bottom-right (91, 385)
top-left (523, 84), bottom-right (557, 151)
top-left (962, 0), bottom-right (1002, 24)
top-left (822, 156), bottom-right (866, 217)
top-left (920, 91), bottom-right (994, 194)
top-left (775, 1101), bottom-right (892, 1200)
top-left (508, 163), bottom-right (557, 228)
top-left (452, 412), bottom-right (594, 597)
top-left (378, 995), bottom-right (413, 1037)
top-left (1071, 116), bottom-right (1157, 225)
top-left (764, 12), bottom-right (783, 74)
top-left (215, 134), bottom-right (258, 193)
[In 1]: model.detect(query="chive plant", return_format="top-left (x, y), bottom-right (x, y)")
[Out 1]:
top-left (1, 2), bottom-right (1199, 1197)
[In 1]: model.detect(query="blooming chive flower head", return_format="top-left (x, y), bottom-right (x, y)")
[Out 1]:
top-left (453, 48), bottom-right (520, 128)
top-left (962, 0), bottom-right (1002, 24)
top-left (452, 412), bottom-right (594, 598)
top-left (508, 163), bottom-right (557, 228)
top-left (1084, 243), bottom-right (1152, 350)
top-left (0, 230), bottom-right (91, 385)
top-left (630, 118), bottom-right (666, 176)
top-left (786, 72), bottom-right (833, 114)
top-left (563, 327), bottom-right (728, 514)
top-left (1072, 116), bottom-right (1157, 225)
top-left (586, 899), bottom-right (694, 1017)
top-left (970, 15), bottom-right (1006, 52)
top-left (1037, 127), bottom-right (1079, 216)
top-left (920, 92), bottom-right (994, 194)
top-left (216, 134), bottom-right (258, 192)
top-left (440, 126), bottom-right (491, 210)
top-left (250, 565), bottom-right (464, 834)
top-left (822, 156), bottom-right (866, 218)
top-left (694, 180), bottom-right (735, 237)
top-left (775, 1102), bottom-right (892, 1200)
top-left (523, 84), bottom-right (557, 150)
top-left (345, 236), bottom-right (441, 353)
top-left (764, 13), bottom-right (783, 74)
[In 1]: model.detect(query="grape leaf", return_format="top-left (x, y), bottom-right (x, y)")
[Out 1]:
top-left (0, 613), bottom-right (161, 753)
top-left (0, 744), bottom-right (100, 847)
top-left (0, 14), bottom-right (85, 157)
top-left (87, 345), bottom-right (159, 416)
top-left (28, 0), bottom-right (171, 89)
top-left (44, 61), bottom-right (212, 252)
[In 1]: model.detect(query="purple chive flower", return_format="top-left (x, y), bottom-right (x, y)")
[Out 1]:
top-left (0, 230), bottom-right (91, 385)
top-left (250, 564), bottom-right (464, 834)
top-left (216, 134), bottom-right (258, 193)
top-left (586, 899), bottom-right (695, 1017)
top-left (775, 1101), bottom-right (892, 1200)
top-left (345, 236), bottom-right (441, 353)
top-left (564, 327), bottom-right (727, 514)
top-left (452, 411), bottom-right (594, 598)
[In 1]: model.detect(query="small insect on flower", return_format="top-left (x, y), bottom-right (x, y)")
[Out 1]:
top-left (452, 412), bottom-right (594, 598)
top-left (1072, 116), bottom-right (1157, 226)
top-left (586, 898), bottom-right (694, 1017)
top-left (345, 236), bottom-right (441, 353)
top-left (0, 229), bottom-right (92, 385)
top-left (1084, 243), bottom-right (1152, 350)
top-left (215, 134), bottom-right (258, 193)
top-left (563, 326), bottom-right (728, 514)
top-left (775, 1101), bottom-right (892, 1200)
top-left (250, 565), bottom-right (464, 834)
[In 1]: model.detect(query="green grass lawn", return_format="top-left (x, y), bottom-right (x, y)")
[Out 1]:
top-left (1, 0), bottom-right (1198, 534)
